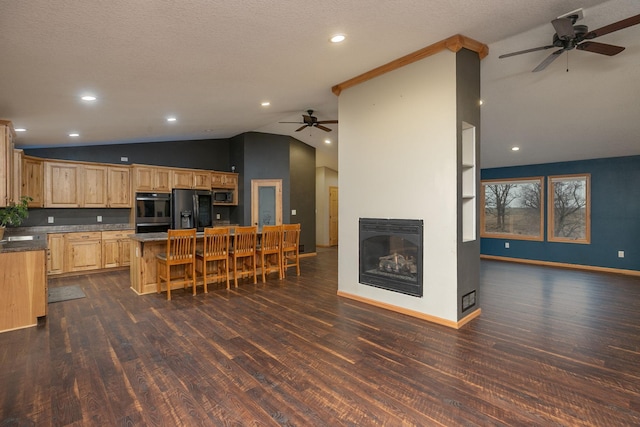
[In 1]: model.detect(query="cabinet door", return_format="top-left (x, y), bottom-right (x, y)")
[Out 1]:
top-left (134, 166), bottom-right (153, 192)
top-left (108, 166), bottom-right (131, 207)
top-left (211, 173), bottom-right (224, 187)
top-left (47, 233), bottom-right (66, 275)
top-left (82, 164), bottom-right (108, 207)
top-left (0, 123), bottom-right (14, 207)
top-left (223, 173), bottom-right (238, 187)
top-left (172, 169), bottom-right (193, 189)
top-left (120, 239), bottom-right (131, 266)
top-left (22, 157), bottom-right (44, 207)
top-left (66, 232), bottom-right (102, 272)
top-left (154, 168), bottom-right (172, 192)
top-left (102, 239), bottom-right (120, 268)
top-left (193, 171), bottom-right (211, 189)
top-left (13, 149), bottom-right (22, 205)
top-left (44, 161), bottom-right (81, 207)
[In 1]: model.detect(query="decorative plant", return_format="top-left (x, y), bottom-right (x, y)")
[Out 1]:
top-left (0, 196), bottom-right (33, 228)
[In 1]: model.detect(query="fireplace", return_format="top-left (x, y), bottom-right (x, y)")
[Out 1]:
top-left (359, 218), bottom-right (423, 297)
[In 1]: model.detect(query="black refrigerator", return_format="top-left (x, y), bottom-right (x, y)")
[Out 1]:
top-left (171, 189), bottom-right (213, 231)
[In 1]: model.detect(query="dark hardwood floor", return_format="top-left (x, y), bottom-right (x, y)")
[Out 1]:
top-left (2, 248), bottom-right (640, 426)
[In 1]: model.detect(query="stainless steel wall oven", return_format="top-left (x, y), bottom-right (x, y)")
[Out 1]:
top-left (135, 193), bottom-right (171, 233)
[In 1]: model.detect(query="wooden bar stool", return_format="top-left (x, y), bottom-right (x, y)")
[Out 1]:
top-left (281, 223), bottom-right (301, 277)
top-left (256, 225), bottom-right (282, 283)
top-left (196, 227), bottom-right (230, 291)
top-left (229, 226), bottom-right (257, 287)
top-left (156, 228), bottom-right (197, 300)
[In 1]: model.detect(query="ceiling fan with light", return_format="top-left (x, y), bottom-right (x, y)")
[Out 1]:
top-left (279, 109), bottom-right (338, 132)
top-left (499, 10), bottom-right (640, 72)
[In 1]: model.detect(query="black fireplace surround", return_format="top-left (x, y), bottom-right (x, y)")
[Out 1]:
top-left (359, 218), bottom-right (423, 297)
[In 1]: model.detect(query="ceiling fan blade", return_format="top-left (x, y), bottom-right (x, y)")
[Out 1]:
top-left (315, 124), bottom-right (332, 132)
top-left (317, 120), bottom-right (338, 124)
top-left (532, 48), bottom-right (565, 72)
top-left (499, 45), bottom-right (555, 59)
top-left (295, 125), bottom-right (308, 132)
top-left (552, 17), bottom-right (575, 40)
top-left (577, 41), bottom-right (625, 56)
top-left (279, 121), bottom-right (304, 124)
top-left (584, 13), bottom-right (640, 39)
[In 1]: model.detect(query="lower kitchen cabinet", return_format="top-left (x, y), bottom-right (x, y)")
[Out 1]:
top-left (47, 229), bottom-right (133, 275)
top-left (102, 230), bottom-right (132, 268)
top-left (66, 232), bottom-right (102, 272)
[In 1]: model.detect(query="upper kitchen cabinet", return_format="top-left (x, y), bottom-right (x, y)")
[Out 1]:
top-left (133, 165), bottom-right (172, 193)
top-left (22, 156), bottom-right (44, 207)
top-left (171, 169), bottom-right (194, 189)
top-left (193, 170), bottom-right (211, 189)
top-left (44, 161), bottom-right (82, 207)
top-left (211, 172), bottom-right (238, 189)
top-left (107, 166), bottom-right (131, 207)
top-left (82, 164), bottom-right (108, 208)
top-left (0, 120), bottom-right (16, 207)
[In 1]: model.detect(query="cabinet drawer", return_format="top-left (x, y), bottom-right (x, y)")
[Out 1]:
top-left (65, 231), bottom-right (102, 241)
top-left (102, 230), bottom-right (133, 240)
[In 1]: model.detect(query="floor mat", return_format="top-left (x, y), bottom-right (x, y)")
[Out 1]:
top-left (48, 285), bottom-right (86, 303)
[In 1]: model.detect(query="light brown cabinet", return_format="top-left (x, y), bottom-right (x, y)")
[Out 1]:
top-left (107, 166), bottom-right (131, 207)
top-left (47, 233), bottom-right (66, 275)
top-left (0, 120), bottom-right (16, 207)
top-left (66, 232), bottom-right (102, 273)
top-left (133, 165), bottom-right (172, 193)
top-left (82, 164), bottom-right (108, 208)
top-left (212, 172), bottom-right (238, 188)
top-left (193, 171), bottom-right (212, 189)
top-left (22, 156), bottom-right (44, 207)
top-left (44, 161), bottom-right (82, 207)
top-left (172, 169), bottom-right (194, 189)
top-left (102, 230), bottom-right (132, 268)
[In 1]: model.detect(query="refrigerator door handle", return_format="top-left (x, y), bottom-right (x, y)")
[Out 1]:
top-left (193, 194), bottom-right (199, 229)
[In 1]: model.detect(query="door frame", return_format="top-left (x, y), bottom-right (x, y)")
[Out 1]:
top-left (251, 179), bottom-right (283, 227)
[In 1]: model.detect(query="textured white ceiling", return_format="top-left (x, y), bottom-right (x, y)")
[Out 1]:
top-left (1, 0), bottom-right (638, 171)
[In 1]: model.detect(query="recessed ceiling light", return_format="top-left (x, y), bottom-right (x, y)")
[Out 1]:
top-left (511, 146), bottom-right (520, 151)
top-left (479, 99), bottom-right (484, 106)
top-left (15, 128), bottom-right (27, 132)
top-left (69, 133), bottom-right (79, 137)
top-left (81, 95), bottom-right (97, 101)
top-left (261, 101), bottom-right (270, 107)
top-left (330, 34), bottom-right (346, 43)
top-left (166, 117), bottom-right (177, 122)
top-left (324, 139), bottom-right (331, 144)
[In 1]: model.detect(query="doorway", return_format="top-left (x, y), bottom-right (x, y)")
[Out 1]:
top-left (251, 179), bottom-right (283, 228)
top-left (329, 186), bottom-right (338, 246)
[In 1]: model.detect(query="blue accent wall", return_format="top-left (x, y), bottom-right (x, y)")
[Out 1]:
top-left (481, 155), bottom-right (640, 272)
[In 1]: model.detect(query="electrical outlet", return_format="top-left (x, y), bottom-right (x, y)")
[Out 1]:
top-left (120, 156), bottom-right (128, 162)
top-left (97, 216), bottom-right (102, 222)
top-left (618, 251), bottom-right (625, 258)
top-left (505, 242), bottom-right (510, 249)
top-left (216, 213), bottom-right (221, 220)
top-left (47, 216), bottom-right (54, 224)
top-left (291, 209), bottom-right (297, 215)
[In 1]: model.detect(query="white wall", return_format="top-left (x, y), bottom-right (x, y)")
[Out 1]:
top-left (315, 166), bottom-right (338, 246)
top-left (337, 50), bottom-right (459, 321)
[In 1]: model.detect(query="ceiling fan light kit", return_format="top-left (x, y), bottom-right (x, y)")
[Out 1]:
top-left (499, 11), bottom-right (640, 72)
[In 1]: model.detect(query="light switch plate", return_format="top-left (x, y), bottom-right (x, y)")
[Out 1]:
top-left (48, 216), bottom-right (54, 224)
top-left (97, 216), bottom-right (103, 222)
top-left (291, 209), bottom-right (297, 215)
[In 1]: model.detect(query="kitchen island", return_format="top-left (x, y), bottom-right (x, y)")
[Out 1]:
top-left (0, 233), bottom-right (47, 333)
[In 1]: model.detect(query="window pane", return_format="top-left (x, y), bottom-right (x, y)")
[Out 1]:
top-left (481, 178), bottom-right (543, 240)
top-left (548, 175), bottom-right (590, 243)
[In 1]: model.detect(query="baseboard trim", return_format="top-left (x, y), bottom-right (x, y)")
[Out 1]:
top-left (336, 290), bottom-right (481, 329)
top-left (480, 255), bottom-right (640, 277)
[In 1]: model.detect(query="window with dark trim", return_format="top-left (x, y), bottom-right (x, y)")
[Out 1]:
top-left (480, 177), bottom-right (544, 241)
top-left (548, 174), bottom-right (590, 244)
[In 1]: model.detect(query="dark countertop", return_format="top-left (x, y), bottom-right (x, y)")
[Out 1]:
top-left (0, 234), bottom-right (47, 253)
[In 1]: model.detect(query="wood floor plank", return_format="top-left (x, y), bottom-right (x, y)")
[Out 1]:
top-left (2, 251), bottom-right (640, 425)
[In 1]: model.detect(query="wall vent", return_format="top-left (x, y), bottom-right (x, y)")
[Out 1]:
top-left (462, 290), bottom-right (476, 312)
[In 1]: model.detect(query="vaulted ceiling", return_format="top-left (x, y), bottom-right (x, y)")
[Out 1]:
top-left (1, 0), bottom-right (638, 171)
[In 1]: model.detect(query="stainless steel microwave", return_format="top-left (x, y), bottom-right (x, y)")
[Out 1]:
top-left (213, 190), bottom-right (234, 203)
